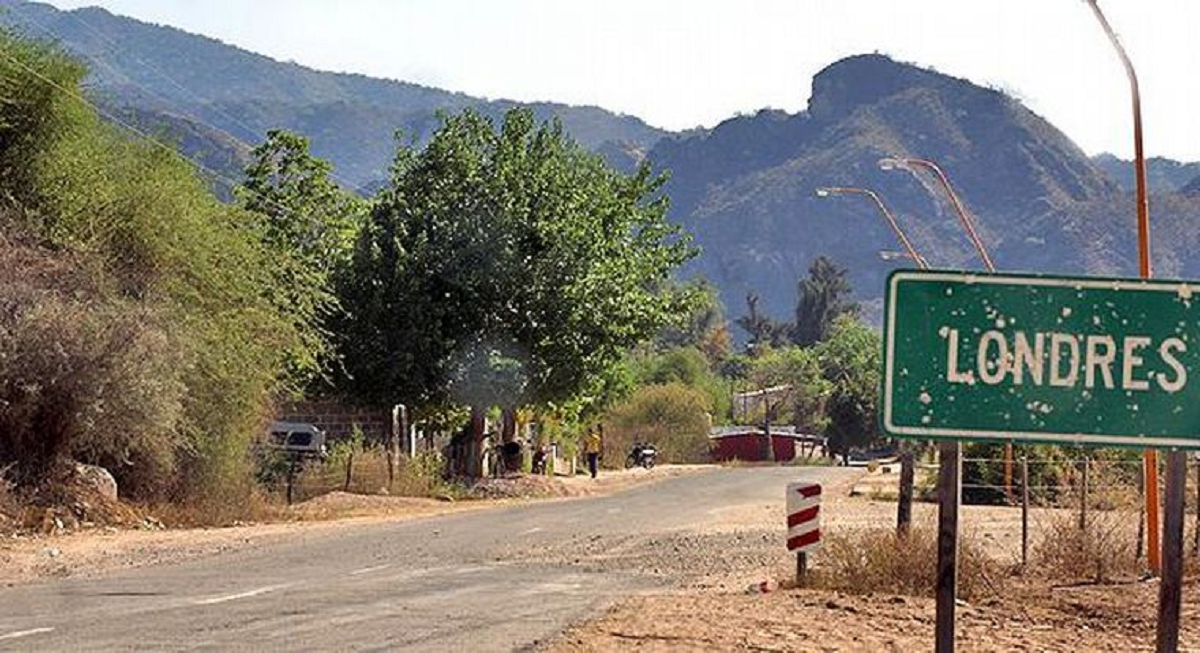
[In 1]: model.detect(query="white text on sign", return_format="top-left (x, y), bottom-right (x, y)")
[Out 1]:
top-left (941, 327), bottom-right (1187, 393)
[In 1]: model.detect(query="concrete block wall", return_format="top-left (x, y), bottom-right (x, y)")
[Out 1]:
top-left (276, 400), bottom-right (392, 443)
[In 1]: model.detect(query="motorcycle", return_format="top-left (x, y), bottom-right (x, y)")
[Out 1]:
top-left (530, 444), bottom-right (548, 475)
top-left (625, 443), bottom-right (658, 469)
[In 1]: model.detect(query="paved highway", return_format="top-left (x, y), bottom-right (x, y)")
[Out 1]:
top-left (0, 466), bottom-right (853, 652)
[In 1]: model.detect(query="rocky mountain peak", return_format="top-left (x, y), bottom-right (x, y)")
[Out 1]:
top-left (807, 54), bottom-right (959, 122)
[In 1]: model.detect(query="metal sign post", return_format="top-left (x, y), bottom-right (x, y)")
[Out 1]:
top-left (786, 482), bottom-right (822, 585)
top-left (882, 269), bottom-right (1200, 651)
top-left (935, 441), bottom-right (960, 653)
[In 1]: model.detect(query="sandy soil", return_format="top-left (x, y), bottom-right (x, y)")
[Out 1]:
top-left (546, 466), bottom-right (1198, 652)
top-left (0, 465), bottom-right (706, 587)
top-left (550, 580), bottom-right (1200, 652)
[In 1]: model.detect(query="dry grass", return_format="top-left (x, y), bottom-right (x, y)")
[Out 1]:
top-left (0, 465), bottom-right (16, 532)
top-left (289, 449), bottom-right (458, 502)
top-left (807, 525), bottom-right (1006, 600)
top-left (1031, 509), bottom-right (1143, 584)
top-left (150, 489), bottom-right (284, 528)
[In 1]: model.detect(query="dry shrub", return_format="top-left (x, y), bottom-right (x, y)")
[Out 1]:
top-left (151, 488), bottom-right (283, 528)
top-left (1032, 509), bottom-right (1141, 583)
top-left (0, 464), bottom-right (16, 529)
top-left (0, 235), bottom-right (187, 492)
top-left (811, 526), bottom-right (1003, 600)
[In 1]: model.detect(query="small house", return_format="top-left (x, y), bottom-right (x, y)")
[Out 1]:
top-left (709, 426), bottom-right (825, 463)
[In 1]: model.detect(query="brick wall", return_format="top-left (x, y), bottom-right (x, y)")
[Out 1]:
top-left (275, 400), bottom-right (393, 443)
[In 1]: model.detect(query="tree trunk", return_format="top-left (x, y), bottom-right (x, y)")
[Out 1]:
top-left (500, 406), bottom-right (521, 473)
top-left (465, 405), bottom-right (487, 478)
top-left (387, 404), bottom-right (406, 489)
top-left (762, 421), bottom-right (774, 462)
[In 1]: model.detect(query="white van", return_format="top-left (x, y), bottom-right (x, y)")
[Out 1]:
top-left (267, 421), bottom-right (328, 458)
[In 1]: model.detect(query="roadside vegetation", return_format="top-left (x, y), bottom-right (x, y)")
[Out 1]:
top-left (0, 33), bottom-right (311, 509)
top-left (0, 30), bottom-right (890, 529)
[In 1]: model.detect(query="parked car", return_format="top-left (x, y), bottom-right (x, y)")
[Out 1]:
top-left (267, 421), bottom-right (328, 458)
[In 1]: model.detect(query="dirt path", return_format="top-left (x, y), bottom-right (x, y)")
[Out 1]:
top-left (0, 465), bottom-right (706, 587)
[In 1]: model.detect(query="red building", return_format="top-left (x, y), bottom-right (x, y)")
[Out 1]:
top-left (709, 426), bottom-right (824, 463)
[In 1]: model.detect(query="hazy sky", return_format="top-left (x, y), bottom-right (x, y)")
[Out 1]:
top-left (42, 1), bottom-right (1200, 160)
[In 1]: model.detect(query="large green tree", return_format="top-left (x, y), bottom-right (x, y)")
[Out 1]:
top-left (792, 255), bottom-right (859, 347)
top-left (237, 129), bottom-right (363, 386)
top-left (815, 316), bottom-right (882, 462)
top-left (338, 109), bottom-right (695, 474)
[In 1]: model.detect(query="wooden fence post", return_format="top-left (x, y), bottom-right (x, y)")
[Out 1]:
top-left (343, 452), bottom-right (354, 492)
top-left (1156, 450), bottom-right (1187, 652)
top-left (286, 455), bottom-right (298, 506)
top-left (1021, 456), bottom-right (1029, 568)
top-left (1080, 456), bottom-right (1089, 531)
top-left (897, 450), bottom-right (914, 536)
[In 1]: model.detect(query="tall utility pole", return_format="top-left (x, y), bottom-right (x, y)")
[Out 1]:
top-left (1085, 0), bottom-right (1161, 577)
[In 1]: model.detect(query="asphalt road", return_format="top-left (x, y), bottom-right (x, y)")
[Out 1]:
top-left (0, 466), bottom-right (854, 652)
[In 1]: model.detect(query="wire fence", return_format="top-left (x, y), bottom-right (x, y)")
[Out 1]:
top-left (258, 448), bottom-right (452, 504)
top-left (905, 455), bottom-right (1200, 578)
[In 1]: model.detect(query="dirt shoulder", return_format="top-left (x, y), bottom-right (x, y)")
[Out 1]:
top-left (0, 465), bottom-right (707, 587)
top-left (550, 579), bottom-right (1200, 652)
top-left (545, 466), bottom-right (1200, 652)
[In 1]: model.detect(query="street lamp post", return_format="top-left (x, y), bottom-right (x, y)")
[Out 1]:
top-left (878, 157), bottom-right (994, 273)
top-left (815, 186), bottom-right (929, 269)
top-left (878, 156), bottom-right (1014, 507)
top-left (1084, 0), bottom-right (1164, 583)
top-left (816, 185), bottom-right (925, 537)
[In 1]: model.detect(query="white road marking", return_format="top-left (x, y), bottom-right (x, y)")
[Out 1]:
top-left (193, 584), bottom-right (289, 605)
top-left (349, 564), bottom-right (391, 576)
top-left (0, 627), bottom-right (54, 641)
top-left (520, 527), bottom-right (542, 535)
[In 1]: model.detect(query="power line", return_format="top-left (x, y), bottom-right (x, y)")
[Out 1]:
top-left (10, 9), bottom-right (360, 190)
top-left (0, 44), bottom-right (346, 223)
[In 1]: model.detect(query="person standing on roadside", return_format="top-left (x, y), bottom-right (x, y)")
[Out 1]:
top-left (584, 426), bottom-right (602, 479)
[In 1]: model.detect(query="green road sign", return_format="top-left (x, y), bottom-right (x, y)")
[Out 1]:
top-left (882, 270), bottom-right (1200, 449)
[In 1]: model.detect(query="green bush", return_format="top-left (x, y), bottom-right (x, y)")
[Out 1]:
top-left (604, 382), bottom-right (712, 464)
top-left (0, 32), bottom-right (308, 502)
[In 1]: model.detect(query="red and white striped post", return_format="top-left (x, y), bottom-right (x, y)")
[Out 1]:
top-left (787, 482), bottom-right (822, 584)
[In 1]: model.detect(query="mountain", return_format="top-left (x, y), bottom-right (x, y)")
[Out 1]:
top-left (1092, 153), bottom-right (1200, 193)
top-left (7, 2), bottom-right (1199, 330)
top-left (650, 54), bottom-right (1200, 325)
top-left (0, 0), bottom-right (667, 188)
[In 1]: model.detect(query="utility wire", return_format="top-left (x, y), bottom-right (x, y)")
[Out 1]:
top-left (10, 10), bottom-right (360, 190)
top-left (0, 44), bottom-right (352, 222)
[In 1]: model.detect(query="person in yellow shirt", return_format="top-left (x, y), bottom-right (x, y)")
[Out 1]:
top-left (583, 426), bottom-right (602, 479)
